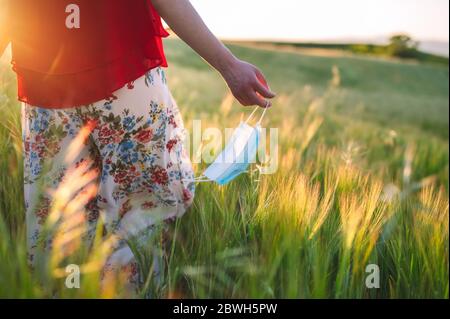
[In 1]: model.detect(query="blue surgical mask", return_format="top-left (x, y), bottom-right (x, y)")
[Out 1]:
top-left (203, 122), bottom-right (261, 185)
top-left (191, 106), bottom-right (267, 185)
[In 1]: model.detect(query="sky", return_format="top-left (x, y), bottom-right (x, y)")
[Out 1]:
top-left (189, 0), bottom-right (449, 42)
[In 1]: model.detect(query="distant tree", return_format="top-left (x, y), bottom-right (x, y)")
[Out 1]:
top-left (387, 34), bottom-right (419, 58)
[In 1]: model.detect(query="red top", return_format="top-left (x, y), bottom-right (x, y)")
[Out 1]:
top-left (2, 0), bottom-right (169, 108)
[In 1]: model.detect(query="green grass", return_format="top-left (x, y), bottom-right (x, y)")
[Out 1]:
top-left (0, 39), bottom-right (448, 298)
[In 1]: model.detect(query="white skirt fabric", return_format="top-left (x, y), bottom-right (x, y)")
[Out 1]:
top-left (21, 67), bottom-right (195, 288)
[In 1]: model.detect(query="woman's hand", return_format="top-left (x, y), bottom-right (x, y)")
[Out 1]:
top-left (220, 58), bottom-right (276, 108)
top-left (151, 0), bottom-right (276, 108)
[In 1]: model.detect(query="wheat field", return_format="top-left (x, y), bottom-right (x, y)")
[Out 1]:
top-left (0, 40), bottom-right (448, 298)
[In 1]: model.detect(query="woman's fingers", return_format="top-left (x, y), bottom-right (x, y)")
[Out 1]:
top-left (255, 68), bottom-right (268, 86)
top-left (247, 91), bottom-right (272, 108)
top-left (236, 82), bottom-right (273, 108)
top-left (254, 69), bottom-right (276, 98)
top-left (253, 78), bottom-right (276, 99)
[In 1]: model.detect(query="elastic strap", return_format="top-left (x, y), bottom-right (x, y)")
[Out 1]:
top-left (182, 175), bottom-right (213, 183)
top-left (258, 106), bottom-right (268, 124)
top-left (245, 105), bottom-right (269, 125)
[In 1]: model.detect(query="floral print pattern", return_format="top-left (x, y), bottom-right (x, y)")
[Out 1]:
top-left (22, 67), bottom-right (195, 286)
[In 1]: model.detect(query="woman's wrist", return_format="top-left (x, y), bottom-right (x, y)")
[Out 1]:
top-left (215, 49), bottom-right (239, 77)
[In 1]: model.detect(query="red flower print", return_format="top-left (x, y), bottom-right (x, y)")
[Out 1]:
top-left (105, 94), bottom-right (118, 103)
top-left (35, 134), bottom-right (43, 143)
top-left (36, 197), bottom-right (52, 225)
top-left (122, 261), bottom-right (139, 282)
top-left (127, 81), bottom-right (135, 90)
top-left (142, 201), bottom-right (156, 209)
top-left (98, 125), bottom-right (113, 141)
top-left (97, 195), bottom-right (108, 204)
top-left (114, 171), bottom-right (128, 184)
top-left (182, 188), bottom-right (192, 203)
top-left (113, 165), bottom-right (141, 186)
top-left (85, 199), bottom-right (100, 222)
top-left (168, 115), bottom-right (178, 128)
top-left (24, 141), bottom-right (30, 153)
top-left (119, 199), bottom-right (132, 218)
top-left (166, 138), bottom-right (178, 152)
top-left (98, 124), bottom-right (124, 145)
top-left (151, 166), bottom-right (169, 185)
top-left (134, 128), bottom-right (153, 143)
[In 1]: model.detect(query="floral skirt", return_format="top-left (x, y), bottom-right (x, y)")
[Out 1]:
top-left (21, 67), bottom-right (195, 289)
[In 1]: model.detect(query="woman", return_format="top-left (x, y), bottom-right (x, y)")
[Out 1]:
top-left (0, 0), bottom-right (275, 291)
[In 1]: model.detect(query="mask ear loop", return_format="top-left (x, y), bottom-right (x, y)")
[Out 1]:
top-left (245, 105), bottom-right (269, 125)
top-left (249, 105), bottom-right (268, 183)
top-left (257, 105), bottom-right (268, 125)
top-left (182, 175), bottom-right (211, 183)
top-left (244, 106), bottom-right (259, 124)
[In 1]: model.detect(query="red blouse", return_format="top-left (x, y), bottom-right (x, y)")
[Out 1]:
top-left (4, 0), bottom-right (169, 108)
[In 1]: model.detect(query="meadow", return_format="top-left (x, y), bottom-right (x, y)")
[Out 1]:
top-left (0, 39), bottom-right (448, 298)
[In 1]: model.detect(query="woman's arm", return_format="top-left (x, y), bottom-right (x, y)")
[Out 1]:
top-left (151, 0), bottom-right (276, 108)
